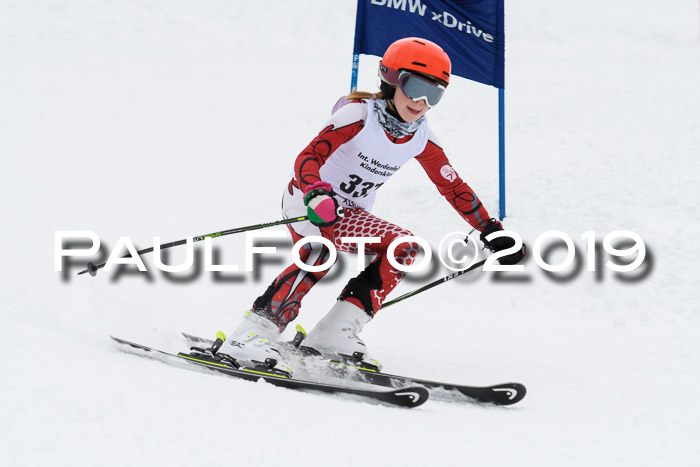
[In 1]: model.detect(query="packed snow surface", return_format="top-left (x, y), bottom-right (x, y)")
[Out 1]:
top-left (1, 1), bottom-right (699, 466)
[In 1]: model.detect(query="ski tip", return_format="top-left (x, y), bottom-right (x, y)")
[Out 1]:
top-left (391, 386), bottom-right (430, 408)
top-left (488, 383), bottom-right (526, 405)
top-left (216, 330), bottom-right (227, 341)
top-left (110, 335), bottom-right (153, 353)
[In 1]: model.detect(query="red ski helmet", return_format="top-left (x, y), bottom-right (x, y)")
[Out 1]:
top-left (379, 37), bottom-right (451, 87)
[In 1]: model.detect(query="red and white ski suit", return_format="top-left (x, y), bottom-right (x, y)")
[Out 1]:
top-left (253, 99), bottom-right (493, 331)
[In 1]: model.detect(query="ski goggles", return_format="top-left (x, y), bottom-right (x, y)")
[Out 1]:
top-left (397, 70), bottom-right (446, 107)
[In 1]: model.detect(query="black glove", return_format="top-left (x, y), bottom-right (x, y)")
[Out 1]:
top-left (478, 219), bottom-right (526, 265)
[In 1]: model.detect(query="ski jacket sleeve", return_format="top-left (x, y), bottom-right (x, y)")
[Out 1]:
top-left (293, 100), bottom-right (366, 193)
top-left (415, 130), bottom-right (492, 231)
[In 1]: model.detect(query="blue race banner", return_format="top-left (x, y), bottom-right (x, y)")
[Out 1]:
top-left (353, 0), bottom-right (505, 88)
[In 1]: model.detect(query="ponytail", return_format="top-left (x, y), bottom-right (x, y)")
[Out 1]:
top-left (346, 81), bottom-right (396, 101)
top-left (345, 91), bottom-right (385, 101)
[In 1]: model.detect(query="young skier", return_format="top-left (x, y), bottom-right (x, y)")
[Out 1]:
top-left (218, 37), bottom-right (524, 370)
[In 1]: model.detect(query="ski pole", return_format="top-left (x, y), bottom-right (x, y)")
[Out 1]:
top-left (78, 215), bottom-right (309, 277)
top-left (380, 259), bottom-right (487, 309)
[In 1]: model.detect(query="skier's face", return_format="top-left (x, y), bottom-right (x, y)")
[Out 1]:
top-left (393, 86), bottom-right (429, 122)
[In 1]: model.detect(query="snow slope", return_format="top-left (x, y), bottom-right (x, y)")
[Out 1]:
top-left (1, 0), bottom-right (699, 465)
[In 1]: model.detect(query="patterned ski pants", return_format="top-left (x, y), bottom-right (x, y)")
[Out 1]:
top-left (252, 188), bottom-right (419, 331)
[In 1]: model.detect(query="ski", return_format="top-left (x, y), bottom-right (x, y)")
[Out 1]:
top-left (111, 336), bottom-right (428, 408)
top-left (182, 332), bottom-right (526, 406)
top-left (337, 365), bottom-right (525, 405)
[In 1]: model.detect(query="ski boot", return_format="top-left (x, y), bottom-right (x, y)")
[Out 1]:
top-left (209, 311), bottom-right (293, 377)
top-left (301, 300), bottom-right (382, 372)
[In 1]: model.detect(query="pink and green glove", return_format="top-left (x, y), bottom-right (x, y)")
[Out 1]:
top-left (303, 181), bottom-right (344, 227)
